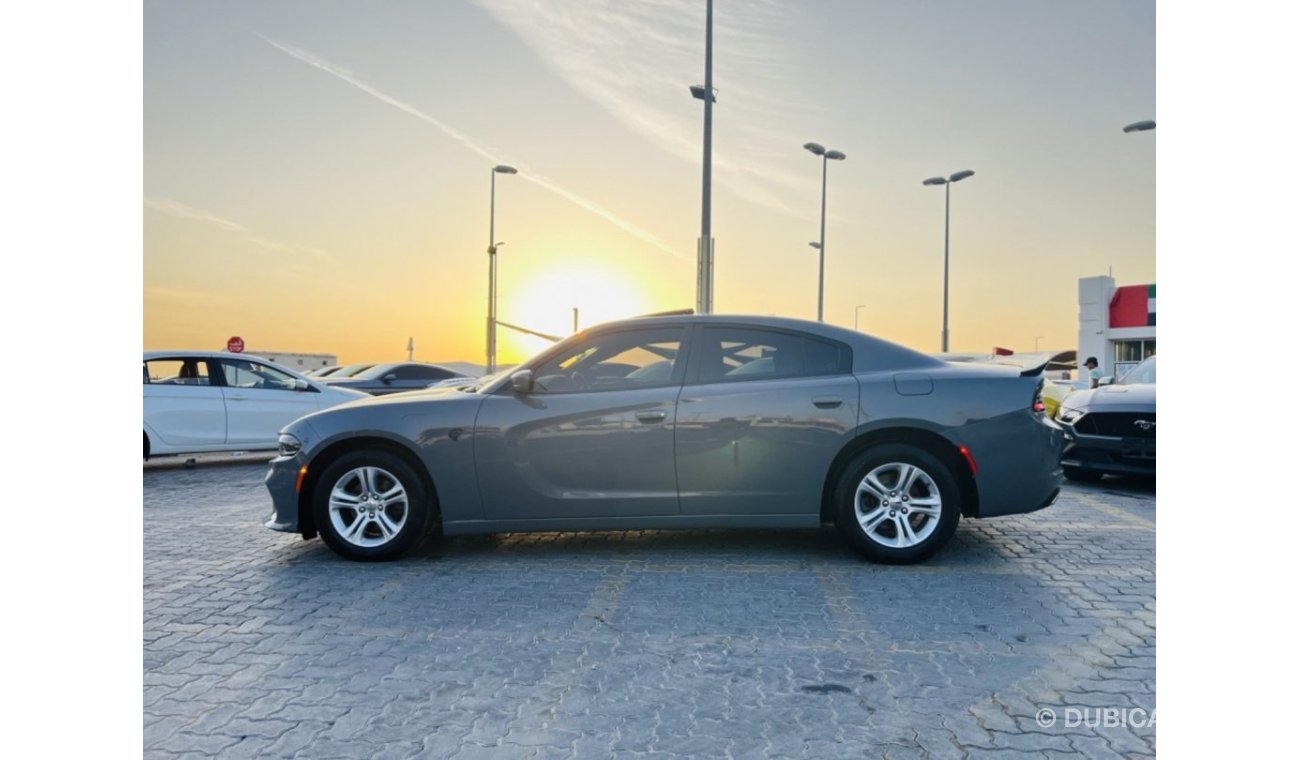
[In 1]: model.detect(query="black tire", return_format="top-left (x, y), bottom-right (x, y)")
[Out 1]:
top-left (143, 432), bottom-right (150, 461)
top-left (1063, 465), bottom-right (1104, 483)
top-left (312, 449), bottom-right (434, 561)
top-left (835, 443), bottom-right (962, 564)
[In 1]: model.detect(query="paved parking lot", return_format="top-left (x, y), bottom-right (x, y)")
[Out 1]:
top-left (144, 462), bottom-right (1155, 759)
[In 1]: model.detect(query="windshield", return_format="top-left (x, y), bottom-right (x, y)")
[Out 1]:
top-left (1119, 356), bottom-right (1156, 385)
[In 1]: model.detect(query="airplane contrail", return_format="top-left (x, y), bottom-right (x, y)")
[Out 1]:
top-left (259, 34), bottom-right (688, 261)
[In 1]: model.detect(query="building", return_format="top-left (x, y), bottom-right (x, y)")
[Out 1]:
top-left (244, 350), bottom-right (337, 373)
top-left (1077, 276), bottom-right (1156, 380)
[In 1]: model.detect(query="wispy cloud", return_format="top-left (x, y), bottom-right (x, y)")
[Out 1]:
top-left (470, 0), bottom-right (816, 217)
top-left (258, 34), bottom-right (687, 261)
top-left (144, 197), bottom-right (332, 260)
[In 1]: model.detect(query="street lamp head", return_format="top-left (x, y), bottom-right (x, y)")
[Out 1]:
top-left (922, 176), bottom-right (948, 186)
top-left (1123, 120), bottom-right (1156, 133)
top-left (808, 242), bottom-right (821, 250)
top-left (825, 150), bottom-right (847, 161)
top-left (493, 165), bottom-right (518, 174)
top-left (803, 142), bottom-right (826, 156)
top-left (488, 241), bottom-right (506, 254)
top-left (689, 85), bottom-right (717, 102)
top-left (949, 170), bottom-right (975, 182)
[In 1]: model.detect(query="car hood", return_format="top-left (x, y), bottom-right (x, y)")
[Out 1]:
top-left (1062, 383), bottom-right (1156, 410)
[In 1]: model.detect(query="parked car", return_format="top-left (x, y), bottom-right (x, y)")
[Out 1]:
top-left (1041, 378), bottom-right (1088, 419)
top-left (321, 362), bottom-right (466, 395)
top-left (265, 315), bottom-right (1063, 563)
top-left (1055, 355), bottom-right (1156, 481)
top-left (144, 351), bottom-right (368, 459)
top-left (322, 363), bottom-right (377, 379)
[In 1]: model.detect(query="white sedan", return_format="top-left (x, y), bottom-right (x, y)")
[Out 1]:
top-left (144, 351), bottom-right (369, 459)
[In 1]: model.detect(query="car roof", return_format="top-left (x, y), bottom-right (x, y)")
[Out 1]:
top-left (144, 350), bottom-right (268, 360)
top-left (567, 313), bottom-right (945, 372)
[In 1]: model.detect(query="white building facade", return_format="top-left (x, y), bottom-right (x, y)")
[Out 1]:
top-left (1077, 276), bottom-right (1156, 380)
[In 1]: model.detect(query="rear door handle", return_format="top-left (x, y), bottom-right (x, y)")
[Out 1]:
top-left (635, 410), bottom-right (668, 424)
top-left (812, 395), bottom-right (843, 409)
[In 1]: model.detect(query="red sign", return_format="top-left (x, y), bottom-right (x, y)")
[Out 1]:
top-left (227, 336), bottom-right (245, 353)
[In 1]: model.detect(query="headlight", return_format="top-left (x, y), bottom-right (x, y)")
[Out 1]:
top-left (278, 433), bottom-right (302, 457)
top-left (1056, 408), bottom-right (1083, 424)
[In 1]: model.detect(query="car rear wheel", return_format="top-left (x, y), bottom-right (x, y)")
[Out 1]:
top-left (835, 444), bottom-right (961, 564)
top-left (313, 449), bottom-right (433, 561)
top-left (1063, 465), bottom-right (1104, 483)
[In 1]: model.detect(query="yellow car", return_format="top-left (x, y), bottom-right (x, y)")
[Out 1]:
top-left (1042, 378), bottom-right (1089, 420)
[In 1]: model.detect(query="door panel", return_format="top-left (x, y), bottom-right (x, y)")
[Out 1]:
top-left (143, 358), bottom-right (226, 446)
top-left (675, 325), bottom-right (859, 516)
top-left (675, 376), bottom-right (858, 515)
top-left (218, 358), bottom-right (321, 446)
top-left (473, 325), bottom-right (688, 520)
top-left (474, 387), bottom-right (681, 519)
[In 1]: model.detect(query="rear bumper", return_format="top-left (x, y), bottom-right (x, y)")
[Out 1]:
top-left (965, 412), bottom-right (1064, 519)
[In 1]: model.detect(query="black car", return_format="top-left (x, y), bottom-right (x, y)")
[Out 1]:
top-left (1055, 355), bottom-right (1156, 481)
top-left (321, 362), bottom-right (466, 396)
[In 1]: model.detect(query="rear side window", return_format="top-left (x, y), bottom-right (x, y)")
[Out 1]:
top-left (144, 358), bottom-right (213, 386)
top-left (696, 327), bottom-right (852, 384)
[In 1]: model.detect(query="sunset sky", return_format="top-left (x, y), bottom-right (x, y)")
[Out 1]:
top-left (144, 0), bottom-right (1155, 366)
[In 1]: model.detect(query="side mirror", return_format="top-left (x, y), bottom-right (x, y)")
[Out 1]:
top-left (293, 378), bottom-right (310, 391)
top-left (382, 373), bottom-right (397, 384)
top-left (510, 369), bottom-right (534, 394)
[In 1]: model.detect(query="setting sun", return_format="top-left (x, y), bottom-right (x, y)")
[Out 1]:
top-left (498, 254), bottom-right (655, 363)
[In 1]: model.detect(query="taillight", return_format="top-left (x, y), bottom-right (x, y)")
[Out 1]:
top-left (1032, 382), bottom-right (1045, 413)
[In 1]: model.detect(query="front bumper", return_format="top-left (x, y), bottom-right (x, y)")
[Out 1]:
top-left (264, 452), bottom-right (308, 534)
top-left (1060, 430), bottom-right (1157, 477)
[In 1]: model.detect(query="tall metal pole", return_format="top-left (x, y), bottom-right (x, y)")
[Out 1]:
top-left (487, 169), bottom-right (497, 373)
top-left (697, 0), bottom-right (714, 314)
top-left (817, 155), bottom-right (827, 322)
top-left (942, 182), bottom-right (950, 353)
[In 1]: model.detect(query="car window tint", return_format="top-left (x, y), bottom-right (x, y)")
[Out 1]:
top-left (221, 359), bottom-right (298, 391)
top-left (393, 365), bottom-right (448, 380)
top-left (698, 327), bottom-right (850, 383)
top-left (145, 358), bottom-right (212, 386)
top-left (532, 327), bottom-right (685, 393)
top-left (804, 337), bottom-right (847, 377)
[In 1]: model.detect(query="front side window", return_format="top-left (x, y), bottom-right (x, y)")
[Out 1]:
top-left (696, 327), bottom-right (851, 384)
top-left (144, 358), bottom-right (212, 386)
top-left (530, 327), bottom-right (685, 393)
top-left (220, 359), bottom-right (298, 391)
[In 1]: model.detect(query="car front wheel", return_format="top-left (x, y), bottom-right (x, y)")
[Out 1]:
top-left (836, 444), bottom-right (961, 564)
top-left (313, 449), bottom-right (433, 561)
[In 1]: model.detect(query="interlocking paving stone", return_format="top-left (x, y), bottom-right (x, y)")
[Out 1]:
top-left (145, 463), bottom-right (1155, 757)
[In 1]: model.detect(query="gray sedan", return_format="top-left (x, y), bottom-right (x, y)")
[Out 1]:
top-left (265, 315), bottom-right (1063, 563)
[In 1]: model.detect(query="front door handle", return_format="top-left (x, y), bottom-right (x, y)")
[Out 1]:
top-left (812, 395), bottom-right (843, 409)
top-left (635, 410), bottom-right (668, 424)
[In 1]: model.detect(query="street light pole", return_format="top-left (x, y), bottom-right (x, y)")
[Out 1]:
top-left (689, 0), bottom-right (717, 314)
top-left (922, 169), bottom-right (975, 352)
top-left (804, 142), bottom-right (846, 322)
top-left (854, 304), bottom-right (867, 331)
top-left (487, 164), bottom-right (517, 374)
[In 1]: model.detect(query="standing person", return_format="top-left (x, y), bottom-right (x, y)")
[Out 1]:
top-left (1084, 357), bottom-right (1101, 389)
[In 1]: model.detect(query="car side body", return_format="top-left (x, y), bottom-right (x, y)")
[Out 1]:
top-left (144, 350), bottom-right (369, 458)
top-left (265, 315), bottom-right (1064, 563)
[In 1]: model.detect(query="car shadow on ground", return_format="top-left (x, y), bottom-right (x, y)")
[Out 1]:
top-left (266, 522), bottom-right (1019, 571)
